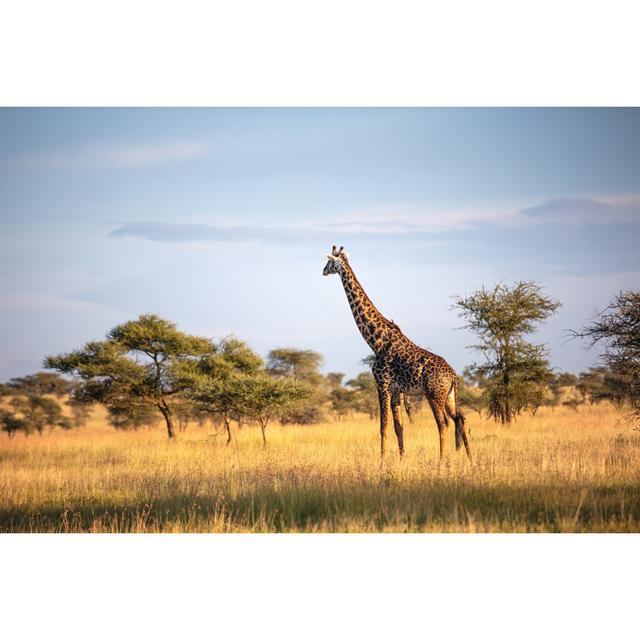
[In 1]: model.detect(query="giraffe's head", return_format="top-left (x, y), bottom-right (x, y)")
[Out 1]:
top-left (322, 245), bottom-right (348, 276)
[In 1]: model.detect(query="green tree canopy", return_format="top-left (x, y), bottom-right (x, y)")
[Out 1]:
top-left (326, 372), bottom-right (345, 388)
top-left (211, 336), bottom-right (264, 374)
top-left (0, 409), bottom-right (26, 438)
top-left (556, 372), bottom-right (578, 387)
top-left (576, 367), bottom-right (607, 404)
top-left (266, 348), bottom-right (326, 424)
top-left (107, 403), bottom-right (159, 431)
top-left (267, 348), bottom-right (323, 385)
top-left (10, 395), bottom-right (71, 435)
top-left (454, 282), bottom-right (560, 424)
top-left (7, 372), bottom-right (74, 397)
top-left (182, 337), bottom-right (265, 443)
top-left (345, 372), bottom-right (378, 420)
top-left (44, 314), bottom-right (215, 438)
top-left (576, 365), bottom-right (635, 409)
top-left (229, 372), bottom-right (310, 446)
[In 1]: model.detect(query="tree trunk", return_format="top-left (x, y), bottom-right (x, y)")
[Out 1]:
top-left (503, 370), bottom-right (511, 425)
top-left (502, 339), bottom-right (512, 425)
top-left (224, 416), bottom-right (232, 446)
top-left (260, 419), bottom-right (268, 448)
top-left (158, 402), bottom-right (175, 439)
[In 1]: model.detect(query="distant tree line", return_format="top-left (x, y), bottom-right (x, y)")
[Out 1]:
top-left (1, 288), bottom-right (638, 438)
top-left (0, 372), bottom-right (89, 437)
top-left (0, 315), bottom-right (380, 443)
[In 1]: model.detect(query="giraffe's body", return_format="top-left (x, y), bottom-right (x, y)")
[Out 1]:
top-left (323, 246), bottom-right (472, 462)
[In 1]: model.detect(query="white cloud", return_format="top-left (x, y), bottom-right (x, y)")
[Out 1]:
top-left (15, 141), bottom-right (207, 169)
top-left (307, 193), bottom-right (640, 235)
top-left (106, 192), bottom-right (640, 245)
top-left (305, 202), bottom-right (525, 234)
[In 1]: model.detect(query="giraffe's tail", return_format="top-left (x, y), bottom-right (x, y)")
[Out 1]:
top-left (450, 379), bottom-right (466, 451)
top-left (454, 410), bottom-right (466, 450)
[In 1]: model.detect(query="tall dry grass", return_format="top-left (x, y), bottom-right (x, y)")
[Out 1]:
top-left (1, 403), bottom-right (639, 532)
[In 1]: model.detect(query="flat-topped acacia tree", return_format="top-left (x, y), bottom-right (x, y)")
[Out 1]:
top-left (44, 314), bottom-right (215, 438)
top-left (7, 372), bottom-right (74, 397)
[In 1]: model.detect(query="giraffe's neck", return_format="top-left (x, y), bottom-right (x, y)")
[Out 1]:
top-left (339, 263), bottom-right (392, 352)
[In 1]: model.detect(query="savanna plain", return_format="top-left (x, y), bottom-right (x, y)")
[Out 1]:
top-left (2, 402), bottom-right (639, 533)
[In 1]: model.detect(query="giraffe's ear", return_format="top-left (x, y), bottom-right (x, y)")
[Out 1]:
top-left (325, 253), bottom-right (337, 261)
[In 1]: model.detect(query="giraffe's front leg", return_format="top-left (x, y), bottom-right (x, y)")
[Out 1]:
top-left (377, 384), bottom-right (391, 463)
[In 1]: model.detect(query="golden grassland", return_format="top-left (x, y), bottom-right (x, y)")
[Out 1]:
top-left (1, 403), bottom-right (639, 532)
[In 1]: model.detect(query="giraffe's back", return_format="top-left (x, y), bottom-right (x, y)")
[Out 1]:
top-left (384, 335), bottom-right (457, 396)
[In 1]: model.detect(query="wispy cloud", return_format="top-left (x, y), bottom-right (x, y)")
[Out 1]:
top-left (108, 204), bottom-right (523, 244)
top-left (318, 194), bottom-right (640, 234)
top-left (522, 194), bottom-right (640, 224)
top-left (108, 193), bottom-right (640, 245)
top-left (15, 141), bottom-right (207, 169)
top-left (108, 219), bottom-right (461, 245)
top-left (307, 203), bottom-right (522, 234)
top-left (109, 222), bottom-right (308, 244)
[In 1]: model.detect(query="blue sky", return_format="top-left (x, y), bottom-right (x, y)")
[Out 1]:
top-left (1, 108), bottom-right (639, 381)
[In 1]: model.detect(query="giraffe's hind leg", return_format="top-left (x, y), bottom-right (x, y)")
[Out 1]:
top-left (445, 386), bottom-right (473, 463)
top-left (427, 396), bottom-right (449, 462)
top-left (391, 392), bottom-right (404, 459)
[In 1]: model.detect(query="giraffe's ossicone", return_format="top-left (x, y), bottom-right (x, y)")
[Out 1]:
top-left (323, 245), bottom-right (473, 463)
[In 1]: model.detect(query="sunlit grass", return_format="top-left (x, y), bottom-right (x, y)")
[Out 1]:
top-left (1, 404), bottom-right (639, 532)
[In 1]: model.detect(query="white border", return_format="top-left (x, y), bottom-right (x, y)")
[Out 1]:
top-left (1, 1), bottom-right (639, 636)
top-left (1, 534), bottom-right (638, 639)
top-left (1, 0), bottom-right (639, 106)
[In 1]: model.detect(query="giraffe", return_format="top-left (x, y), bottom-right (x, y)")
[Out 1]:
top-left (322, 245), bottom-right (472, 463)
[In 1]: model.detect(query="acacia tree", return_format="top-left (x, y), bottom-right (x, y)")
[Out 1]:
top-left (454, 282), bottom-right (560, 424)
top-left (267, 348), bottom-right (325, 424)
top-left (7, 372), bottom-right (73, 397)
top-left (232, 373), bottom-right (310, 446)
top-left (10, 395), bottom-right (71, 435)
top-left (267, 348), bottom-right (325, 387)
top-left (545, 372), bottom-right (578, 411)
top-left (0, 409), bottom-right (26, 438)
top-left (457, 376), bottom-right (486, 416)
top-left (184, 337), bottom-right (264, 444)
top-left (572, 291), bottom-right (640, 417)
top-left (44, 315), bottom-right (215, 438)
top-left (67, 397), bottom-right (93, 429)
top-left (2, 371), bottom-right (74, 436)
top-left (576, 367), bottom-right (606, 404)
top-left (106, 403), bottom-right (159, 431)
top-left (345, 372), bottom-right (379, 420)
top-left (323, 372), bottom-right (354, 419)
